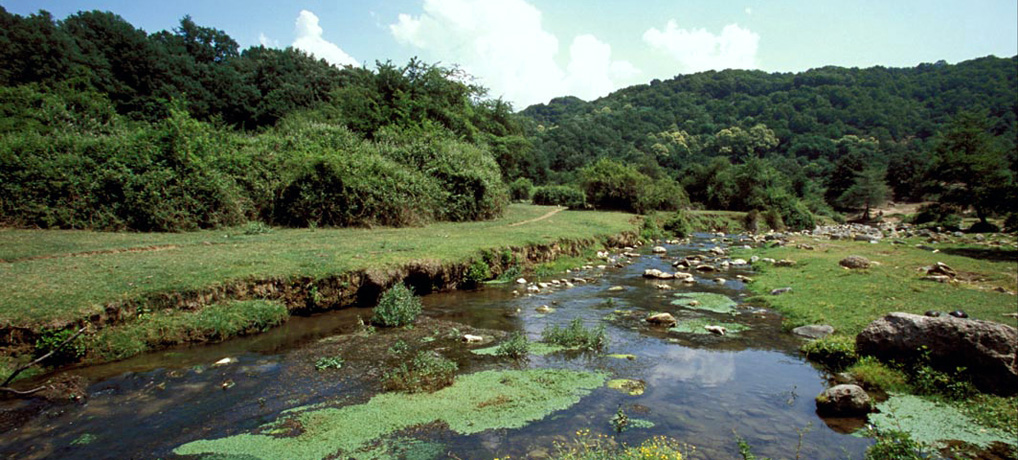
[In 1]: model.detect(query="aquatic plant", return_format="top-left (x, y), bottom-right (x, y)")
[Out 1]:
top-left (542, 318), bottom-right (608, 351)
top-left (670, 292), bottom-right (737, 314)
top-left (472, 342), bottom-right (570, 357)
top-left (553, 429), bottom-right (689, 459)
top-left (668, 319), bottom-right (749, 337)
top-left (372, 284), bottom-right (422, 328)
top-left (381, 350), bottom-right (457, 393)
top-left (314, 356), bottom-right (343, 371)
top-left (607, 379), bottom-right (646, 396)
top-left (174, 369), bottom-right (608, 459)
top-left (868, 394), bottom-right (1016, 450)
top-left (494, 332), bottom-right (530, 360)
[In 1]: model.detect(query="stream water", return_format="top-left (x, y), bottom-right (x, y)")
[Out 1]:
top-left (0, 234), bottom-right (874, 459)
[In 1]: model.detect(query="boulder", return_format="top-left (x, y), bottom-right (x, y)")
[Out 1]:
top-left (839, 256), bottom-right (871, 269)
top-left (856, 312), bottom-right (1018, 395)
top-left (793, 325), bottom-right (835, 339)
top-left (925, 262), bottom-right (957, 278)
top-left (646, 313), bottom-right (677, 327)
top-left (815, 384), bottom-right (871, 416)
top-left (652, 246), bottom-right (667, 254)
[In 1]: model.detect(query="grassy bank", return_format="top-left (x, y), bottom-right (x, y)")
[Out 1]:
top-left (740, 236), bottom-right (1017, 334)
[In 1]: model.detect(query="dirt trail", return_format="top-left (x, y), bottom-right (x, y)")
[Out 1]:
top-left (507, 207), bottom-right (565, 227)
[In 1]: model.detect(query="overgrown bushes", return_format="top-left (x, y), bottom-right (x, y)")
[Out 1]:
top-left (372, 284), bottom-right (422, 327)
top-left (579, 158), bottom-right (688, 213)
top-left (532, 185), bottom-right (586, 209)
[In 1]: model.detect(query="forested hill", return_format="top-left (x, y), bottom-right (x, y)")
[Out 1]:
top-left (520, 57), bottom-right (1016, 179)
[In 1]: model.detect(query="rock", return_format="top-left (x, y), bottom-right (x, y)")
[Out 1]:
top-left (854, 234), bottom-right (880, 243)
top-left (731, 258), bottom-right (748, 266)
top-left (608, 286), bottom-right (625, 292)
top-left (924, 310), bottom-right (942, 317)
top-left (774, 259), bottom-right (797, 267)
top-left (695, 264), bottom-right (716, 272)
top-left (815, 384), bottom-right (872, 416)
top-left (643, 269), bottom-right (663, 278)
top-left (213, 357), bottom-right (237, 367)
top-left (462, 334), bottom-right (484, 343)
top-left (948, 310), bottom-right (968, 319)
top-left (921, 275), bottom-right (951, 283)
top-left (516, 278), bottom-right (527, 284)
top-left (925, 262), bottom-right (957, 278)
top-left (688, 300), bottom-right (700, 307)
top-left (750, 255), bottom-right (760, 263)
top-left (704, 325), bottom-right (727, 335)
top-left (652, 246), bottom-right (667, 254)
top-left (655, 284), bottom-right (673, 290)
top-left (761, 258), bottom-right (776, 264)
top-left (839, 256), bottom-right (871, 269)
top-left (792, 325), bottom-right (835, 339)
top-left (856, 312), bottom-right (1018, 395)
top-left (714, 278), bottom-right (726, 285)
top-left (538, 282), bottom-right (550, 288)
top-left (709, 246), bottom-right (726, 255)
top-left (646, 313), bottom-right (677, 327)
top-left (535, 305), bottom-right (554, 313)
top-left (770, 287), bottom-right (793, 296)
top-left (526, 285), bottom-right (541, 293)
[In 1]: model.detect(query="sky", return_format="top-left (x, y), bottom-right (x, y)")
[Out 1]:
top-left (3, 0), bottom-right (1016, 109)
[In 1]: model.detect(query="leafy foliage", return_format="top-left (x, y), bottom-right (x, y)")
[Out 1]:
top-left (494, 332), bottom-right (530, 360)
top-left (532, 185), bottom-right (586, 209)
top-left (799, 335), bottom-right (858, 371)
top-left (541, 318), bottom-right (607, 351)
top-left (381, 350), bottom-right (458, 393)
top-left (371, 284), bottom-right (422, 328)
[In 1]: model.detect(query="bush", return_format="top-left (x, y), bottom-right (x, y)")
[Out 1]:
top-left (1005, 213), bottom-right (1018, 233)
top-left (381, 350), bottom-right (458, 393)
top-left (640, 214), bottom-right (665, 241)
top-left (532, 185), bottom-right (586, 209)
top-left (579, 158), bottom-right (688, 213)
top-left (768, 193), bottom-right (816, 230)
top-left (34, 328), bottom-right (86, 364)
top-left (763, 209), bottom-right (785, 231)
top-left (800, 335), bottom-right (857, 371)
top-left (864, 428), bottom-right (926, 460)
top-left (509, 177), bottom-right (534, 201)
top-left (465, 259), bottom-right (492, 286)
top-left (495, 332), bottom-right (530, 360)
top-left (911, 203), bottom-right (962, 230)
top-left (743, 209), bottom-right (761, 233)
top-left (663, 210), bottom-right (692, 237)
top-left (371, 284), bottom-right (422, 327)
top-left (542, 318), bottom-right (607, 351)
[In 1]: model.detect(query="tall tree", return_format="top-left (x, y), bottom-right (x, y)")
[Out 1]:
top-left (838, 167), bottom-right (891, 220)
top-left (933, 110), bottom-right (1015, 225)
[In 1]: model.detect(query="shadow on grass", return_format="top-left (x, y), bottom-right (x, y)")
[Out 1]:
top-left (939, 247), bottom-right (1018, 263)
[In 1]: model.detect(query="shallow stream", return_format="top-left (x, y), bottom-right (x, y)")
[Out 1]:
top-left (0, 234), bottom-right (873, 459)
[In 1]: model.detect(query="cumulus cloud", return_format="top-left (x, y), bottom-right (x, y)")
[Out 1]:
top-left (390, 0), bottom-right (638, 107)
top-left (293, 10), bottom-right (358, 67)
top-left (643, 20), bottom-right (759, 74)
top-left (258, 33), bottom-right (280, 48)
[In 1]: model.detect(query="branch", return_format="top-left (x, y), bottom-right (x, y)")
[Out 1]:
top-left (1, 326), bottom-right (87, 388)
top-left (0, 385), bottom-right (48, 396)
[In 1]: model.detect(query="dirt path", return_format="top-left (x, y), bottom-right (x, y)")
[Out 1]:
top-left (507, 206), bottom-right (565, 227)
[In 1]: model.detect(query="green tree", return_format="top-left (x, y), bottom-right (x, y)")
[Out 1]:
top-left (933, 110), bottom-right (1015, 225)
top-left (837, 167), bottom-right (891, 220)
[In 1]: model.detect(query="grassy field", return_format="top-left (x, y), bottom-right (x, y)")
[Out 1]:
top-left (0, 205), bottom-right (637, 330)
top-left (738, 235), bottom-right (1018, 335)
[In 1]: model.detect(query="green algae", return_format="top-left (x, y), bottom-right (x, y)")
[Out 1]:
top-left (607, 379), bottom-right (646, 396)
top-left (471, 342), bottom-right (571, 356)
top-left (670, 292), bottom-right (737, 314)
top-left (668, 319), bottom-right (749, 336)
top-left (174, 369), bottom-right (608, 459)
top-left (868, 395), bottom-right (1016, 449)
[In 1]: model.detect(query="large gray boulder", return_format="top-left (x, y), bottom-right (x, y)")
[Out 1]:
top-left (815, 384), bottom-right (872, 416)
top-left (856, 312), bottom-right (1018, 395)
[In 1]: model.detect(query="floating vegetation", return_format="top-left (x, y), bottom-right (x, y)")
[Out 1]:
top-left (668, 319), bottom-right (749, 337)
top-left (868, 395), bottom-right (1016, 449)
top-left (471, 342), bottom-right (570, 356)
top-left (670, 292), bottom-right (737, 314)
top-left (174, 369), bottom-right (608, 460)
top-left (607, 379), bottom-right (646, 396)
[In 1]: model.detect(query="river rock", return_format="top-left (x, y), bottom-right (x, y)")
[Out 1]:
top-left (774, 259), bottom-right (797, 267)
top-left (731, 258), bottom-right (748, 266)
top-left (652, 246), bottom-right (667, 254)
top-left (535, 305), bottom-right (554, 313)
top-left (839, 256), bottom-right (871, 269)
top-left (924, 262), bottom-right (957, 278)
top-left (856, 312), bottom-right (1018, 395)
top-left (462, 334), bottom-right (484, 343)
top-left (516, 278), bottom-right (527, 284)
top-left (608, 286), bottom-right (625, 292)
top-left (793, 325), bottom-right (835, 339)
top-left (854, 234), bottom-right (881, 243)
top-left (646, 313), bottom-right (677, 327)
top-left (815, 384), bottom-right (871, 416)
top-left (704, 325), bottom-right (727, 335)
top-left (770, 287), bottom-right (793, 295)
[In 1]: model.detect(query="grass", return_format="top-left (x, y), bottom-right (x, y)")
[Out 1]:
top-left (737, 236), bottom-right (1018, 334)
top-left (0, 205), bottom-right (635, 329)
top-left (173, 369), bottom-right (608, 460)
top-left (542, 318), bottom-right (608, 351)
top-left (85, 300), bottom-right (288, 362)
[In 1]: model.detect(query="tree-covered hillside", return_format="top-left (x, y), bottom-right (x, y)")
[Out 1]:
top-left (520, 57), bottom-right (1017, 228)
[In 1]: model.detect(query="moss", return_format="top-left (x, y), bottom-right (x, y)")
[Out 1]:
top-left (869, 395), bottom-right (1016, 449)
top-left (667, 319), bottom-right (749, 336)
top-left (607, 379), bottom-right (646, 396)
top-left (174, 369), bottom-right (607, 459)
top-left (669, 292), bottom-right (737, 314)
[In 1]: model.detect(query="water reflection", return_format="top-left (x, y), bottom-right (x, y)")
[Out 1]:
top-left (646, 347), bottom-right (736, 387)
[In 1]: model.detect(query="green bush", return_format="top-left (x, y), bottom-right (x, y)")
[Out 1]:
top-left (640, 214), bottom-right (665, 241)
top-left (532, 185), bottom-right (586, 209)
top-left (800, 335), bottom-right (857, 371)
top-left (509, 177), bottom-right (534, 201)
top-left (864, 428), bottom-right (926, 460)
top-left (465, 259), bottom-right (492, 286)
top-left (381, 350), bottom-right (458, 393)
top-left (34, 328), bottom-right (86, 364)
top-left (579, 158), bottom-right (688, 213)
top-left (743, 209), bottom-right (761, 233)
top-left (542, 318), bottom-right (607, 351)
top-left (763, 209), bottom-right (785, 231)
top-left (495, 332), bottom-right (530, 360)
top-left (371, 284), bottom-right (423, 327)
top-left (663, 210), bottom-right (693, 237)
top-left (911, 203), bottom-right (962, 230)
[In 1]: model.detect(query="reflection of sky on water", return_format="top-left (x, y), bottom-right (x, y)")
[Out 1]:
top-left (646, 346), bottom-right (736, 387)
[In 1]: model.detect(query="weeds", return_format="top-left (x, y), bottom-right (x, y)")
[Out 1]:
top-left (494, 332), bottom-right (530, 360)
top-left (34, 328), bottom-right (87, 364)
top-left (542, 318), bottom-right (608, 352)
top-left (799, 335), bottom-right (858, 371)
top-left (381, 350), bottom-right (458, 393)
top-left (553, 429), bottom-right (691, 460)
top-left (863, 427), bottom-right (926, 460)
top-left (314, 356), bottom-right (344, 371)
top-left (372, 284), bottom-right (422, 328)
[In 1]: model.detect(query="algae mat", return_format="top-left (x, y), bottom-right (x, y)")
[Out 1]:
top-left (174, 369), bottom-right (607, 459)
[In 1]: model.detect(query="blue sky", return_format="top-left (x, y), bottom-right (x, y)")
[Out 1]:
top-left (3, 0), bottom-right (1016, 108)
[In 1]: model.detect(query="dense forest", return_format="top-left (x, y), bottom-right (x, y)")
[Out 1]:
top-left (1, 7), bottom-right (1015, 232)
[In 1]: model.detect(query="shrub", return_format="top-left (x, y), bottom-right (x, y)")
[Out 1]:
top-left (640, 214), bottom-right (665, 241)
top-left (542, 318), bottom-right (608, 351)
top-left (743, 209), bottom-right (761, 233)
top-left (663, 210), bottom-right (693, 237)
top-left (34, 328), bottom-right (87, 364)
top-left (381, 350), bottom-right (458, 393)
top-left (763, 209), bottom-right (785, 231)
top-left (864, 428), bottom-right (926, 460)
top-left (509, 177), bottom-right (534, 201)
top-left (495, 332), bottom-right (530, 360)
top-left (911, 203), bottom-right (962, 230)
top-left (314, 356), bottom-right (344, 371)
top-left (579, 158), bottom-right (688, 213)
top-left (800, 335), bottom-right (857, 371)
top-left (768, 193), bottom-right (816, 230)
top-left (465, 259), bottom-right (492, 286)
top-left (532, 185), bottom-right (586, 209)
top-left (372, 284), bottom-right (423, 327)
top-left (1004, 212), bottom-right (1018, 233)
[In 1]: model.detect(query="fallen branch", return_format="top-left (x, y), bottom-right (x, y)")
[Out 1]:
top-left (1, 326), bottom-right (87, 389)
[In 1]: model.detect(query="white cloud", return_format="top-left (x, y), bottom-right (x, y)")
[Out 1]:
top-left (258, 33), bottom-right (280, 48)
top-left (293, 10), bottom-right (358, 67)
top-left (745, 7), bottom-right (753, 15)
top-left (390, 0), bottom-right (638, 107)
top-left (643, 20), bottom-right (760, 74)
